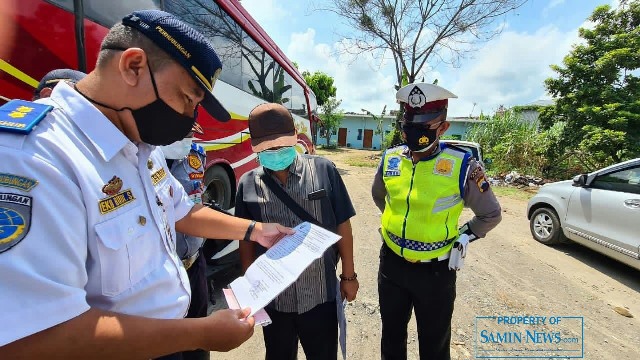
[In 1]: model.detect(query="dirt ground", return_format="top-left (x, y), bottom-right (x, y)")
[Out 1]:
top-left (209, 148), bottom-right (640, 360)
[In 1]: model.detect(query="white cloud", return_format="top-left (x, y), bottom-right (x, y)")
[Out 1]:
top-left (286, 28), bottom-right (399, 113)
top-left (445, 25), bottom-right (580, 116)
top-left (237, 0), bottom-right (289, 28)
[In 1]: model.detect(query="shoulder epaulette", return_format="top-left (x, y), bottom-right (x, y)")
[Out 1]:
top-left (191, 143), bottom-right (205, 156)
top-left (0, 100), bottom-right (52, 135)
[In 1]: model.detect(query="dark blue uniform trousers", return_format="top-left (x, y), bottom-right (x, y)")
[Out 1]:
top-left (378, 244), bottom-right (457, 360)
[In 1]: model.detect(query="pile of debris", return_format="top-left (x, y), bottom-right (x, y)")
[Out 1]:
top-left (489, 171), bottom-right (549, 188)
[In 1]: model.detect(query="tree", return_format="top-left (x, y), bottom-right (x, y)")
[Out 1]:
top-left (322, 0), bottom-right (526, 90)
top-left (319, 97), bottom-right (344, 147)
top-left (302, 71), bottom-right (337, 106)
top-left (541, 2), bottom-right (640, 166)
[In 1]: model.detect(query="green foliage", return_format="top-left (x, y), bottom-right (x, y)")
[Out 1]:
top-left (248, 65), bottom-right (291, 104)
top-left (541, 2), bottom-right (640, 167)
top-left (466, 110), bottom-right (547, 176)
top-left (511, 105), bottom-right (549, 112)
top-left (320, 97), bottom-right (344, 147)
top-left (382, 127), bottom-right (402, 150)
top-left (302, 71), bottom-right (337, 106)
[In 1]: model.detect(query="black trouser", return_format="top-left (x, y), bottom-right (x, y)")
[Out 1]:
top-left (156, 248), bottom-right (210, 360)
top-left (262, 301), bottom-right (338, 360)
top-left (378, 244), bottom-right (457, 360)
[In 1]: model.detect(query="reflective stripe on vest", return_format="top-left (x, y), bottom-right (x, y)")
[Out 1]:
top-left (380, 146), bottom-right (467, 261)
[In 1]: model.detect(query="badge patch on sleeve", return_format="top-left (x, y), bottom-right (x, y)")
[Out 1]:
top-left (0, 173), bottom-right (38, 192)
top-left (434, 158), bottom-right (454, 176)
top-left (470, 167), bottom-right (490, 193)
top-left (385, 157), bottom-right (401, 177)
top-left (187, 154), bottom-right (202, 170)
top-left (0, 193), bottom-right (32, 253)
top-left (189, 172), bottom-right (204, 180)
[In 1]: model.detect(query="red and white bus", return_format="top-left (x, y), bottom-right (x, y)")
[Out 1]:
top-left (0, 0), bottom-right (319, 210)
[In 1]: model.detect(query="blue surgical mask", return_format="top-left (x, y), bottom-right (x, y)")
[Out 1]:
top-left (258, 146), bottom-right (297, 171)
top-left (159, 137), bottom-right (193, 159)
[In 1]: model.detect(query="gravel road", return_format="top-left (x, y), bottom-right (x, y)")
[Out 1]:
top-left (208, 148), bottom-right (640, 360)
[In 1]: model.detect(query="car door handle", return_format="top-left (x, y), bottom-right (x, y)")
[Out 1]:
top-left (624, 199), bottom-right (640, 209)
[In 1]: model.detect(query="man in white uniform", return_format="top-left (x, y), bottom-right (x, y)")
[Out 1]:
top-left (0, 10), bottom-right (292, 360)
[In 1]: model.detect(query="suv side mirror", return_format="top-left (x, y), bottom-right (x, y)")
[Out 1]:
top-left (572, 174), bottom-right (588, 187)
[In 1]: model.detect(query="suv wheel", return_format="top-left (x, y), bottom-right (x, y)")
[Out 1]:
top-left (530, 207), bottom-right (564, 245)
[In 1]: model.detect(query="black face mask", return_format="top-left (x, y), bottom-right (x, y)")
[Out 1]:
top-left (402, 123), bottom-right (440, 152)
top-left (75, 63), bottom-right (196, 146)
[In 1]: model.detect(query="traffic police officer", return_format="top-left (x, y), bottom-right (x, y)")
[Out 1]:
top-left (160, 123), bottom-right (209, 360)
top-left (0, 10), bottom-right (293, 360)
top-left (372, 83), bottom-right (502, 360)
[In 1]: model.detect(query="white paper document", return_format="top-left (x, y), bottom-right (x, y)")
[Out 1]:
top-left (228, 222), bottom-right (342, 316)
top-left (223, 288), bottom-right (272, 327)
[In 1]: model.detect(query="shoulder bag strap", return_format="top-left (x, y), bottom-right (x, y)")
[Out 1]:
top-left (258, 168), bottom-right (320, 226)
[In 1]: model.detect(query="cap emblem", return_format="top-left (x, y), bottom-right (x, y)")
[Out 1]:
top-left (408, 86), bottom-right (427, 108)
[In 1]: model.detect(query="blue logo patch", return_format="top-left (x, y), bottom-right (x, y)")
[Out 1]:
top-left (385, 156), bottom-right (401, 176)
top-left (0, 193), bottom-right (32, 253)
top-left (0, 99), bottom-right (53, 134)
top-left (0, 173), bottom-right (39, 192)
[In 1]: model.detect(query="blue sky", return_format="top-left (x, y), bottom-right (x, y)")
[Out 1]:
top-left (239, 0), bottom-right (619, 117)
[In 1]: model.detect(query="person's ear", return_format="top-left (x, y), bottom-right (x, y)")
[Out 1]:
top-left (39, 87), bottom-right (53, 98)
top-left (118, 48), bottom-right (147, 87)
top-left (438, 121), bottom-right (450, 135)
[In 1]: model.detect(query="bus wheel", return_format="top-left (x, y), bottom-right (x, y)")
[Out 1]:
top-left (203, 165), bottom-right (232, 209)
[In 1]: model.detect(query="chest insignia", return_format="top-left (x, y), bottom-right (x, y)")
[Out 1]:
top-left (151, 167), bottom-right (167, 186)
top-left (434, 158), bottom-right (454, 177)
top-left (101, 176), bottom-right (123, 196)
top-left (99, 176), bottom-right (135, 214)
top-left (385, 156), bottom-right (401, 177)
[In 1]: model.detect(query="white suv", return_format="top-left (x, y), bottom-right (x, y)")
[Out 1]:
top-left (526, 158), bottom-right (640, 271)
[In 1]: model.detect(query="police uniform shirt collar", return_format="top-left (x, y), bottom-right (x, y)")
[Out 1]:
top-left (47, 82), bottom-right (130, 162)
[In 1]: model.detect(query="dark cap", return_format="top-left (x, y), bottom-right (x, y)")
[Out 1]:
top-left (248, 103), bottom-right (297, 152)
top-left (35, 69), bottom-right (86, 96)
top-left (120, 10), bottom-right (230, 122)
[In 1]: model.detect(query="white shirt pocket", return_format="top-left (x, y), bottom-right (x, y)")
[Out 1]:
top-left (95, 206), bottom-right (161, 296)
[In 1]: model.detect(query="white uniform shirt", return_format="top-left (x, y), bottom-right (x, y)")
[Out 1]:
top-left (0, 82), bottom-right (193, 346)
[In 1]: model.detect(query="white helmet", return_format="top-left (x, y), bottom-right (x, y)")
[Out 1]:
top-left (396, 83), bottom-right (457, 110)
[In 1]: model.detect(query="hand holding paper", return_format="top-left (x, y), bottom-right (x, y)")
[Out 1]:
top-left (228, 222), bottom-right (342, 316)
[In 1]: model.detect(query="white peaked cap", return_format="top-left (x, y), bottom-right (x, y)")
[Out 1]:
top-left (396, 83), bottom-right (458, 109)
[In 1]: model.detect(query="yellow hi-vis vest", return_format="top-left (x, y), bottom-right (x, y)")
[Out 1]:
top-left (381, 145), bottom-right (469, 261)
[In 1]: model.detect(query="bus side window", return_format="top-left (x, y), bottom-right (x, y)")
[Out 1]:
top-left (83, 0), bottom-right (161, 27)
top-left (165, 0), bottom-right (243, 90)
top-left (48, 0), bottom-right (74, 12)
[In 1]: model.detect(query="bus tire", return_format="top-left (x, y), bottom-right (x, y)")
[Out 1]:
top-left (203, 165), bottom-right (233, 210)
